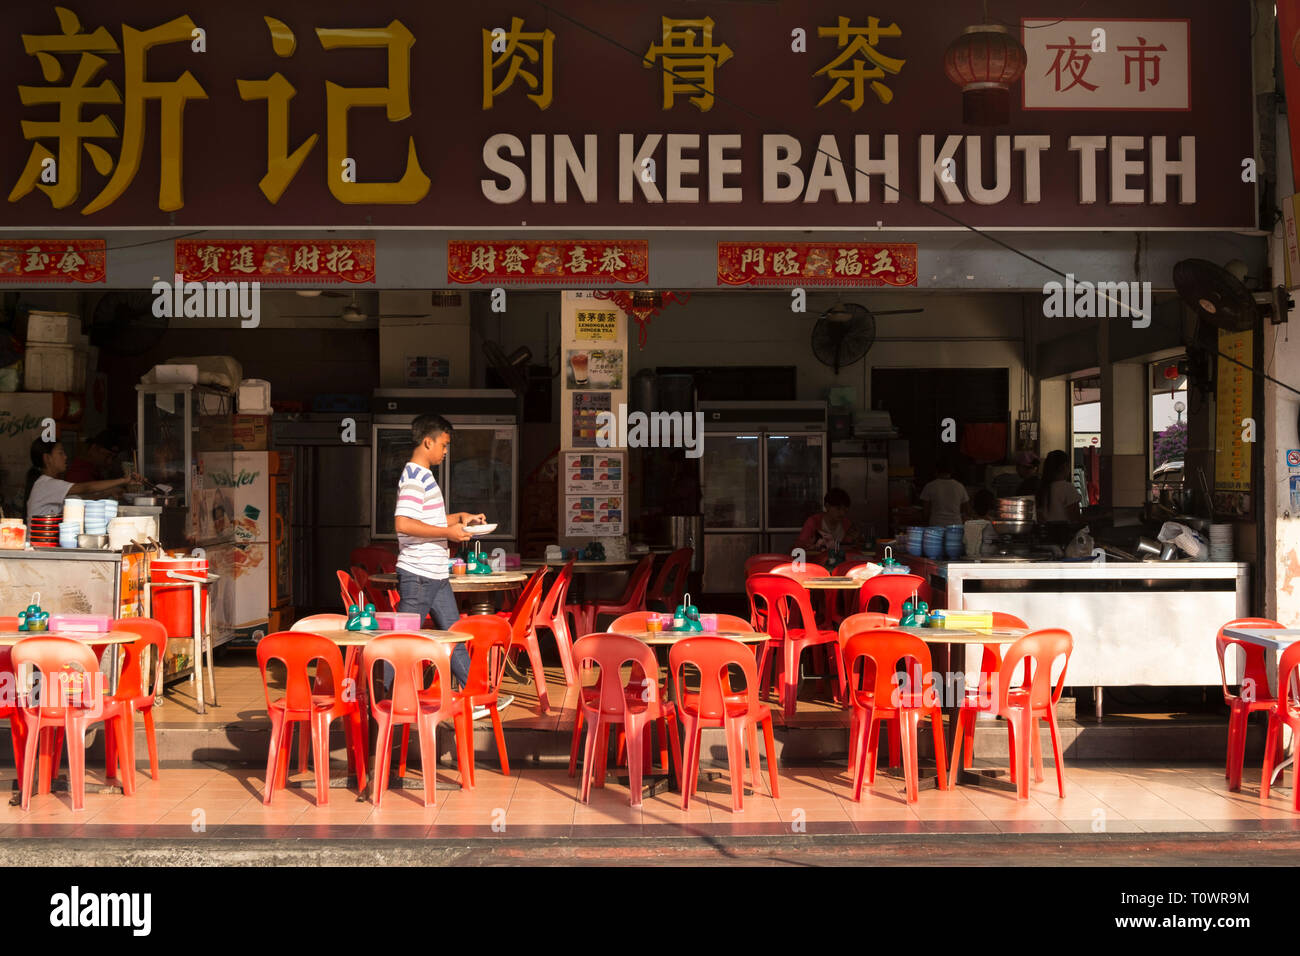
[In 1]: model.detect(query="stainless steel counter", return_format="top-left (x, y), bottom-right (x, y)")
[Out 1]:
top-left (0, 548), bottom-right (126, 562)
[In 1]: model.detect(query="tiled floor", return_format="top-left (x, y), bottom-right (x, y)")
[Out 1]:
top-left (1, 759), bottom-right (1298, 839)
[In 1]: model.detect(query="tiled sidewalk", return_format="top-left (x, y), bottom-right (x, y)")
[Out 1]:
top-left (0, 761), bottom-right (1296, 839)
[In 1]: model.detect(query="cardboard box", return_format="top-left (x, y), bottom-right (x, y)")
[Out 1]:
top-left (23, 344), bottom-right (79, 392)
top-left (21, 311), bottom-right (79, 345)
top-left (197, 414), bottom-right (269, 451)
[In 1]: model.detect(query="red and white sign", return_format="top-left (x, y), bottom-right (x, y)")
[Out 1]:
top-left (0, 239), bottom-right (105, 283)
top-left (717, 242), bottom-right (917, 287)
top-left (448, 240), bottom-right (648, 284)
top-left (1022, 19), bottom-right (1190, 111)
top-left (175, 240), bottom-right (375, 284)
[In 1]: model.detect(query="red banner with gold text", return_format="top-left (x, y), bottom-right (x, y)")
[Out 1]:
top-left (175, 239), bottom-right (375, 284)
top-left (0, 240), bottom-right (105, 283)
top-left (448, 240), bottom-right (648, 284)
top-left (717, 241), bottom-right (917, 287)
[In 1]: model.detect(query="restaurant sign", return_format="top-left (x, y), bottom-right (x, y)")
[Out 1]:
top-left (717, 242), bottom-right (917, 287)
top-left (174, 239), bottom-right (375, 283)
top-left (0, 1), bottom-right (1254, 231)
top-left (0, 239), bottom-right (105, 283)
top-left (447, 240), bottom-right (648, 284)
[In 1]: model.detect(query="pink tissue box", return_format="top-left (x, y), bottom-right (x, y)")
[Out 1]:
top-left (376, 612), bottom-right (421, 631)
top-left (504, 553), bottom-right (521, 570)
top-left (49, 614), bottom-right (111, 633)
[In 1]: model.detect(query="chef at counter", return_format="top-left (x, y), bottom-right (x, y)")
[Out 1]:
top-left (25, 439), bottom-right (141, 521)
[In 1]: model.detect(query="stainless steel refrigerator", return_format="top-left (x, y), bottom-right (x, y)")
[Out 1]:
top-left (274, 414), bottom-right (372, 614)
top-left (700, 401), bottom-right (827, 592)
top-left (371, 390), bottom-right (518, 550)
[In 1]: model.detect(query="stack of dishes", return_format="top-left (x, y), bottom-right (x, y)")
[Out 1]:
top-left (29, 514), bottom-right (61, 548)
top-left (62, 497), bottom-right (85, 527)
top-left (922, 526), bottom-right (946, 558)
top-left (59, 518), bottom-right (81, 548)
top-left (944, 524), bottom-right (964, 559)
top-left (1209, 524), bottom-right (1234, 562)
top-left (905, 527), bottom-right (924, 555)
top-left (83, 500), bottom-right (108, 536)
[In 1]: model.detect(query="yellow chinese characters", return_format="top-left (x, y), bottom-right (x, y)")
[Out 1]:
top-left (10, 6), bottom-right (206, 214)
top-left (815, 16), bottom-right (905, 110)
top-left (483, 17), bottom-right (555, 109)
top-left (643, 17), bottom-right (732, 112)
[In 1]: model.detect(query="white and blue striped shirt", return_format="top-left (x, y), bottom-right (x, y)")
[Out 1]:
top-left (394, 462), bottom-right (449, 580)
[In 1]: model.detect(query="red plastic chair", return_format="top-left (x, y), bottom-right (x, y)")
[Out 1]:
top-left (363, 634), bottom-right (472, 807)
top-left (1217, 617), bottom-right (1285, 792)
top-left (352, 566), bottom-right (398, 613)
top-left (571, 633), bottom-right (680, 809)
top-left (857, 574), bottom-right (930, 616)
top-left (744, 554), bottom-right (790, 577)
top-left (11, 636), bottom-right (135, 811)
top-left (836, 613), bottom-right (900, 767)
top-left (257, 631), bottom-right (368, 806)
top-left (350, 546), bottom-right (398, 574)
top-left (503, 571), bottom-right (551, 714)
top-left (0, 646), bottom-right (26, 784)
top-left (290, 614), bottom-right (363, 774)
top-left (670, 635), bottom-right (779, 812)
top-left (570, 555), bottom-right (656, 636)
top-left (948, 629), bottom-right (1073, 799)
top-left (104, 618), bottom-right (168, 784)
top-left (842, 629), bottom-right (948, 803)
top-left (1261, 640), bottom-right (1300, 807)
top-left (646, 548), bottom-right (692, 613)
top-left (451, 616), bottom-right (513, 779)
top-left (745, 573), bottom-right (842, 718)
top-left (531, 561), bottom-right (577, 684)
top-left (337, 569), bottom-right (364, 614)
top-left (769, 562), bottom-right (830, 581)
top-left (947, 611), bottom-right (1030, 774)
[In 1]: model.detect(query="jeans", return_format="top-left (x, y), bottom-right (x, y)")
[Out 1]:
top-left (396, 569), bottom-right (470, 687)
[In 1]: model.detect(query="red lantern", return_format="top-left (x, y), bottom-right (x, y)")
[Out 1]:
top-left (943, 24), bottom-right (1027, 126)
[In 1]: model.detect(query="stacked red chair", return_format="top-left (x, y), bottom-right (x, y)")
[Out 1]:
top-left (257, 631), bottom-right (368, 806)
top-left (533, 560), bottom-right (578, 685)
top-left (11, 636), bottom-right (135, 811)
top-left (363, 634), bottom-right (473, 806)
top-left (841, 628), bottom-right (948, 803)
top-left (571, 633), bottom-right (680, 809)
top-left (947, 629), bottom-right (1074, 799)
top-left (1261, 640), bottom-right (1300, 808)
top-left (670, 635), bottom-right (779, 813)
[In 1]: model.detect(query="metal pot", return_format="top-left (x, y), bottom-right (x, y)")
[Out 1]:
top-left (1136, 537), bottom-right (1162, 557)
top-left (129, 494), bottom-right (180, 507)
top-left (991, 519), bottom-right (1033, 535)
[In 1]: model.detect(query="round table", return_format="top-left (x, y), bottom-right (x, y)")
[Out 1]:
top-left (368, 571), bottom-right (529, 615)
top-left (313, 628), bottom-right (468, 647)
top-left (0, 629), bottom-right (139, 647)
top-left (799, 577), bottom-right (866, 590)
top-left (610, 628), bottom-right (767, 646)
top-left (519, 559), bottom-right (640, 571)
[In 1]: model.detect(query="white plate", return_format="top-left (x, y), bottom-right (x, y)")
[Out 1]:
top-left (465, 523), bottom-right (498, 536)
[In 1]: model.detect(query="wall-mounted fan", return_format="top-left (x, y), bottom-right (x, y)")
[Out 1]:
top-left (1172, 258), bottom-right (1291, 331)
top-left (811, 302), bottom-right (923, 373)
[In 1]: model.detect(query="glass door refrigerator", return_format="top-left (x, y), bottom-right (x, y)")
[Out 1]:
top-left (700, 402), bottom-right (827, 592)
top-left (371, 390), bottom-right (518, 553)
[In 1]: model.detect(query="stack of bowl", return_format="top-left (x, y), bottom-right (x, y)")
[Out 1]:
top-left (59, 517), bottom-right (81, 548)
top-left (29, 514), bottom-right (61, 548)
top-left (993, 496), bottom-right (1036, 535)
top-left (83, 500), bottom-right (108, 537)
top-left (944, 524), bottom-right (965, 558)
top-left (905, 527), bottom-right (924, 555)
top-left (1209, 524), bottom-right (1233, 562)
top-left (922, 526), bottom-right (946, 558)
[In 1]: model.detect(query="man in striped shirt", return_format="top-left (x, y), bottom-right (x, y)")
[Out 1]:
top-left (394, 414), bottom-right (480, 687)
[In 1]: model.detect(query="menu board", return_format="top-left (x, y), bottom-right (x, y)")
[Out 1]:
top-left (1214, 330), bottom-right (1253, 495)
top-left (564, 494), bottom-right (624, 536)
top-left (571, 392), bottom-right (611, 448)
top-left (575, 308), bottom-right (619, 341)
top-left (565, 349), bottom-right (624, 389)
top-left (564, 452), bottom-right (624, 494)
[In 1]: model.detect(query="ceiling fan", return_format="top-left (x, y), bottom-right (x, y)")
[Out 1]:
top-left (284, 292), bottom-right (430, 323)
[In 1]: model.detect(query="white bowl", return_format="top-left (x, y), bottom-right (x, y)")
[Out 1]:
top-left (465, 522), bottom-right (498, 536)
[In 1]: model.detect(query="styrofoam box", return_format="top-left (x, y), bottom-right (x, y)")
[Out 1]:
top-left (237, 378), bottom-right (271, 413)
top-left (146, 364), bottom-right (199, 384)
top-left (24, 344), bottom-right (77, 392)
top-left (22, 311), bottom-right (79, 345)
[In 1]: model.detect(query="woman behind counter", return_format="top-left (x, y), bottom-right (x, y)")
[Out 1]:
top-left (24, 438), bottom-right (140, 521)
top-left (796, 488), bottom-right (863, 559)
